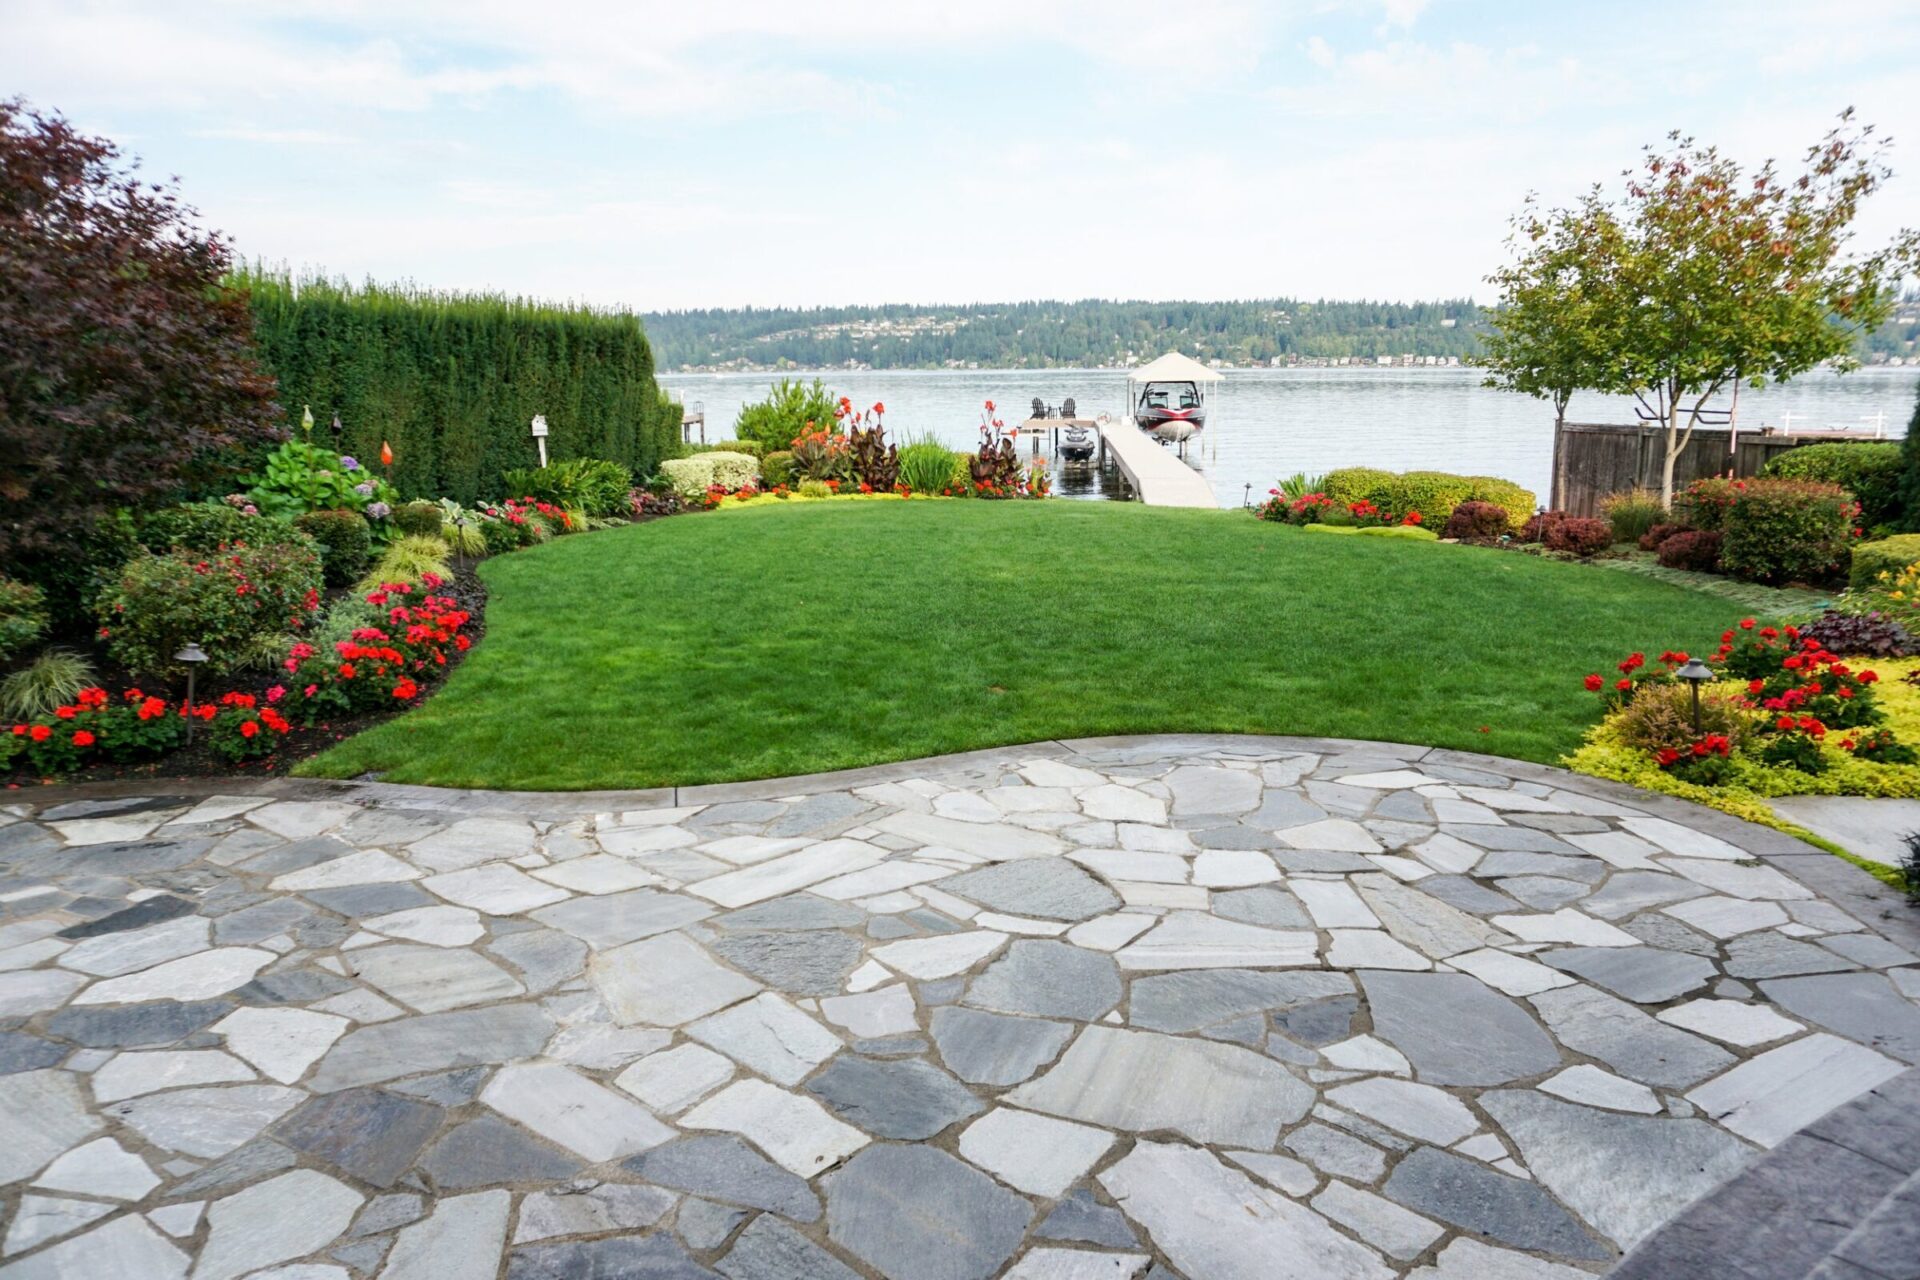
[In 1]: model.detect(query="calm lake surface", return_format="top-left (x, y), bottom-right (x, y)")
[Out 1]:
top-left (661, 367), bottom-right (1920, 508)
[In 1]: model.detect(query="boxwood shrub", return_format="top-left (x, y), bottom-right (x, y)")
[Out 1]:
top-left (660, 452), bottom-right (760, 497)
top-left (293, 509), bottom-right (374, 587)
top-left (1719, 479), bottom-right (1854, 585)
top-left (1764, 442), bottom-right (1900, 530)
top-left (761, 451), bottom-right (797, 490)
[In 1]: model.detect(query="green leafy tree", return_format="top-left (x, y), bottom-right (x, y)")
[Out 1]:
top-left (732, 378), bottom-right (840, 451)
top-left (1488, 111), bottom-right (1919, 506)
top-left (1897, 389), bottom-right (1920, 530)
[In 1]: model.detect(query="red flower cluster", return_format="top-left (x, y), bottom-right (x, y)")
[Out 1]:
top-left (282, 583), bottom-right (472, 721)
top-left (1654, 734), bottom-right (1733, 768)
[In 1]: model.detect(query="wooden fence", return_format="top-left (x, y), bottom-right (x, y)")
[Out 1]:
top-left (1550, 421), bottom-right (1837, 516)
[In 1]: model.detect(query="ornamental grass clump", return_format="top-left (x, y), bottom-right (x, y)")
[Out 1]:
top-left (1601, 489), bottom-right (1668, 544)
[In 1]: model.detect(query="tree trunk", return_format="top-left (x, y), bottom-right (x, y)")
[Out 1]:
top-left (1660, 399), bottom-right (1681, 508)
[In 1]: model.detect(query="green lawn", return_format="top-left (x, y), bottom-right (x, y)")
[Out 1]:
top-left (300, 502), bottom-right (1747, 790)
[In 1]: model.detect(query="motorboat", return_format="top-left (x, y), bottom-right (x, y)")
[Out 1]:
top-left (1059, 424), bottom-right (1096, 462)
top-left (1126, 352), bottom-right (1220, 446)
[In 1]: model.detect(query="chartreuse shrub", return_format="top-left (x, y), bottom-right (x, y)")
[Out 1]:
top-left (733, 378), bottom-right (840, 453)
top-left (1850, 534), bottom-right (1920, 591)
top-left (293, 510), bottom-right (374, 587)
top-left (1765, 442), bottom-right (1902, 530)
top-left (0, 577), bottom-right (49, 665)
top-left (96, 539), bottom-right (323, 677)
top-left (1718, 479), bottom-right (1855, 585)
top-left (501, 458), bottom-right (634, 516)
top-left (358, 536), bottom-right (452, 591)
top-left (660, 452), bottom-right (759, 497)
top-left (1300, 524), bottom-right (1439, 541)
top-left (1322, 468), bottom-right (1534, 529)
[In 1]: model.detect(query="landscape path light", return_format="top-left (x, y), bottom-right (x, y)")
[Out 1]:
top-left (1675, 656), bottom-right (1715, 733)
top-left (175, 643), bottom-right (209, 744)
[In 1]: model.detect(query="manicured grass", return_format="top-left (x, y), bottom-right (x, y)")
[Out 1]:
top-left (300, 502), bottom-right (1746, 790)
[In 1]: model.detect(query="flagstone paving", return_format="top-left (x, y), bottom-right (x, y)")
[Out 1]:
top-left (1, 735), bottom-right (1917, 1278)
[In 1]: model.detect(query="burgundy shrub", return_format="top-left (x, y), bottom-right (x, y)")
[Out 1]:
top-left (1545, 516), bottom-right (1615, 557)
top-left (1656, 529), bottom-right (1724, 572)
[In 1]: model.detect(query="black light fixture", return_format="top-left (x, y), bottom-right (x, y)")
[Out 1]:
top-left (1675, 656), bottom-right (1715, 733)
top-left (175, 643), bottom-right (209, 743)
top-left (330, 411), bottom-right (343, 438)
top-left (1244, 482), bottom-right (1252, 509)
top-left (452, 516), bottom-right (469, 576)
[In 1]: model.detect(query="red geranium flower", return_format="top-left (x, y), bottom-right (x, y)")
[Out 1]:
top-left (1583, 674), bottom-right (1604, 692)
top-left (71, 730), bottom-right (95, 747)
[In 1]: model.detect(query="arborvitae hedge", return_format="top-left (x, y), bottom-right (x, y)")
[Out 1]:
top-left (237, 269), bottom-right (682, 504)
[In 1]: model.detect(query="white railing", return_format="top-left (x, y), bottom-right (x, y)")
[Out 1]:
top-left (1776, 412), bottom-right (1889, 438)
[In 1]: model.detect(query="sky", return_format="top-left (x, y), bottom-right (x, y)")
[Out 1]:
top-left (3, 0), bottom-right (1917, 311)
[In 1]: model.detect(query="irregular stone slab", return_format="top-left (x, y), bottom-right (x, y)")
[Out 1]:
top-left (508, 1235), bottom-right (717, 1280)
top-left (1662, 895), bottom-right (1788, 938)
top-left (689, 839), bottom-right (892, 908)
top-left (210, 1006), bottom-right (347, 1083)
top-left (0, 1031), bottom-right (66, 1075)
top-left (69, 947), bottom-right (271, 1004)
top-left (422, 864), bottom-right (568, 915)
top-left (869, 931), bottom-right (1007, 979)
top-left (689, 993), bottom-right (843, 1085)
top-left (300, 881), bottom-right (434, 918)
top-left (1382, 1145), bottom-right (1608, 1260)
top-left (1417, 875), bottom-right (1519, 915)
top-left (1276, 818), bottom-right (1382, 853)
top-left (680, 1079), bottom-right (870, 1176)
top-left (615, 1044), bottom-right (736, 1115)
top-left (805, 1055), bottom-right (985, 1139)
top-left (192, 1168), bottom-right (363, 1280)
top-left (1685, 1032), bottom-right (1907, 1147)
top-left (1007, 1026), bottom-right (1311, 1146)
top-left (160, 1136), bottom-right (296, 1199)
top-left (107, 1084), bottom-right (301, 1157)
top-left (1538, 1064), bottom-right (1660, 1113)
top-left (529, 889), bottom-right (714, 949)
top-left (1326, 929), bottom-right (1431, 970)
top-left (959, 1107), bottom-right (1115, 1198)
top-left (1326, 1078), bottom-right (1478, 1145)
top-left (714, 894), bottom-right (867, 931)
top-left (1034, 1189), bottom-right (1139, 1249)
top-left (486, 928), bottom-right (588, 994)
top-left (1002, 1249), bottom-right (1149, 1279)
top-left (965, 939), bottom-right (1122, 1020)
top-left (482, 1062), bottom-right (674, 1160)
top-left (31, 1136), bottom-right (158, 1201)
top-left (1128, 969), bottom-right (1352, 1034)
top-left (89, 1048), bottom-right (254, 1102)
top-left (307, 1004), bottom-right (554, 1092)
top-left (929, 1007), bottom-right (1074, 1085)
top-left (1541, 946), bottom-right (1716, 1004)
top-left (420, 1117), bottom-right (584, 1189)
top-left (591, 933), bottom-right (761, 1027)
top-left (1287, 1124), bottom-right (1385, 1182)
top-left (826, 1145), bottom-right (1032, 1280)
top-left (1100, 1141), bottom-right (1393, 1280)
top-left (937, 859), bottom-right (1120, 922)
top-left (1618, 815), bottom-right (1745, 860)
top-left (3, 1194), bottom-right (116, 1256)
top-left (1191, 848), bottom-right (1282, 887)
top-left (1655, 999), bottom-right (1802, 1047)
top-left (1479, 1089), bottom-right (1754, 1249)
top-left (625, 1136), bottom-right (822, 1220)
top-left (1116, 911), bottom-right (1317, 970)
top-left (1312, 1181), bottom-right (1445, 1262)
top-left (361, 905), bottom-right (485, 947)
top-left (404, 816), bottom-right (538, 871)
top-left (271, 1087), bottom-right (445, 1187)
top-left (707, 930), bottom-right (863, 997)
top-left (1720, 930), bottom-right (1859, 980)
top-left (1407, 1238), bottom-right (1597, 1280)
top-left (348, 943), bottom-right (525, 1013)
top-left (55, 915), bottom-right (209, 976)
top-left (1165, 765), bottom-right (1264, 815)
top-left (765, 792), bottom-right (873, 838)
top-left (381, 1189), bottom-right (511, 1280)
top-left (270, 849), bottom-right (421, 891)
top-left (1361, 971), bottom-right (1561, 1085)
top-left (819, 986), bottom-right (917, 1039)
top-left (1352, 876), bottom-right (1506, 958)
top-left (1530, 985), bottom-right (1734, 1088)
top-left (719, 1216), bottom-right (861, 1280)
top-left (0, 1069), bottom-right (103, 1184)
top-left (1274, 995), bottom-right (1361, 1046)
top-left (512, 1183), bottom-right (675, 1244)
top-left (0, 1215), bottom-right (187, 1280)
top-left (1760, 972), bottom-right (1920, 1064)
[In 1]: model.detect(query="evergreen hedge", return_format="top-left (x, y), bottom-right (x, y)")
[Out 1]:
top-left (237, 269), bottom-right (682, 505)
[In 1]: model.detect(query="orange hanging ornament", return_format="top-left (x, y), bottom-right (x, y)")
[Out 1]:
top-left (380, 441), bottom-right (394, 468)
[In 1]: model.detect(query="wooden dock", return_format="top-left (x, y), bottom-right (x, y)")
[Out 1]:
top-left (1021, 416), bottom-right (1218, 509)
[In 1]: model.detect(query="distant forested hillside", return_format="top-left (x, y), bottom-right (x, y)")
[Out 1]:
top-left (642, 299), bottom-right (1489, 371)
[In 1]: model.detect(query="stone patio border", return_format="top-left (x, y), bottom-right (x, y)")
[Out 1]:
top-left (24, 733), bottom-right (1919, 955)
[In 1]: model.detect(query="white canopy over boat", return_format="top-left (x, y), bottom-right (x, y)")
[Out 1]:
top-left (1127, 352), bottom-right (1223, 450)
top-left (1129, 352), bottom-right (1223, 385)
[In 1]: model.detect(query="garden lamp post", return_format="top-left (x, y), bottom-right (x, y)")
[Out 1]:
top-left (452, 516), bottom-right (469, 576)
top-left (176, 643), bottom-right (208, 744)
top-left (1676, 657), bottom-right (1714, 733)
top-left (1243, 482), bottom-right (1252, 509)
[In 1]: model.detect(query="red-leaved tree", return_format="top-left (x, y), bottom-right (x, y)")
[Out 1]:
top-left (0, 99), bottom-right (282, 564)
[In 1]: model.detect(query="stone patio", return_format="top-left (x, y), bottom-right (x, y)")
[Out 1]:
top-left (1, 734), bottom-right (1917, 1279)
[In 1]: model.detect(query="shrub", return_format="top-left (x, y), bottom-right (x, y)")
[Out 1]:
top-left (391, 501), bottom-right (444, 538)
top-left (293, 509), bottom-right (374, 587)
top-left (500, 458), bottom-right (634, 516)
top-left (1321, 467), bottom-right (1398, 511)
top-left (0, 650), bottom-right (93, 720)
top-left (1850, 534), bottom-right (1920, 591)
top-left (1613, 681), bottom-right (1757, 757)
top-left (282, 581), bottom-right (471, 722)
top-left (660, 452), bottom-right (759, 498)
top-left (1765, 442), bottom-right (1901, 529)
top-left (1601, 489), bottom-right (1668, 544)
top-left (358, 536), bottom-right (452, 591)
top-left (96, 539), bottom-right (323, 677)
top-left (249, 438), bottom-right (394, 519)
top-left (1545, 517), bottom-right (1614, 557)
top-left (1639, 522), bottom-right (1690, 552)
top-left (1801, 610), bottom-right (1914, 658)
top-left (1322, 467), bottom-right (1533, 529)
top-left (139, 501), bottom-right (279, 554)
top-left (1672, 477), bottom-right (1740, 532)
top-left (1657, 529), bottom-right (1724, 571)
top-left (0, 576), bottom-right (49, 665)
top-left (897, 441), bottom-right (957, 495)
top-left (798, 480), bottom-right (834, 499)
top-left (1441, 501), bottom-right (1510, 542)
top-left (1719, 479), bottom-right (1855, 585)
top-left (1464, 476), bottom-right (1537, 526)
top-left (1518, 511), bottom-right (1566, 544)
top-left (734, 378), bottom-right (840, 453)
top-left (693, 439), bottom-right (766, 459)
top-left (761, 451), bottom-right (797, 490)
top-left (480, 518), bottom-right (522, 556)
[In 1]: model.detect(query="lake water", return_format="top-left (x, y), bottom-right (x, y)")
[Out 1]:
top-left (661, 366), bottom-right (1920, 509)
